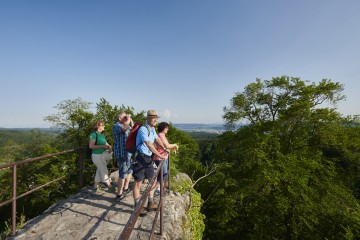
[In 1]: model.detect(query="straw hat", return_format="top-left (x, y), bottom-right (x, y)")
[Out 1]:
top-left (146, 110), bottom-right (160, 118)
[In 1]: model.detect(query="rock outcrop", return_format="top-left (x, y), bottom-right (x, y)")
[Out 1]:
top-left (10, 174), bottom-right (195, 240)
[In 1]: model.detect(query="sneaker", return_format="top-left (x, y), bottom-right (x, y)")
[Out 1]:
top-left (123, 188), bottom-right (131, 195)
top-left (115, 194), bottom-right (125, 202)
top-left (92, 187), bottom-right (99, 193)
top-left (154, 187), bottom-right (168, 196)
top-left (154, 189), bottom-right (160, 196)
top-left (103, 185), bottom-right (116, 193)
top-left (109, 185), bottom-right (116, 193)
top-left (147, 199), bottom-right (159, 212)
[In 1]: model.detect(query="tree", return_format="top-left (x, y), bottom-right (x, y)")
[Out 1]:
top-left (202, 76), bottom-right (360, 239)
top-left (43, 97), bottom-right (142, 148)
top-left (44, 97), bottom-right (94, 148)
top-left (223, 76), bottom-right (345, 128)
top-left (0, 129), bottom-right (77, 235)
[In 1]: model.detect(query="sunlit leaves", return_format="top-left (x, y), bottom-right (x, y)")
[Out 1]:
top-left (202, 77), bottom-right (360, 239)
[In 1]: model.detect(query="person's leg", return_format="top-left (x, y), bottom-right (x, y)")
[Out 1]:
top-left (92, 154), bottom-right (102, 189)
top-left (123, 173), bottom-right (132, 193)
top-left (123, 153), bottom-right (133, 192)
top-left (144, 161), bottom-right (159, 211)
top-left (131, 154), bottom-right (149, 215)
top-left (132, 156), bottom-right (146, 205)
top-left (116, 157), bottom-right (126, 196)
top-left (154, 160), bottom-right (161, 193)
top-left (162, 159), bottom-right (169, 192)
top-left (149, 178), bottom-right (158, 198)
top-left (117, 179), bottom-right (125, 193)
top-left (98, 154), bottom-right (111, 187)
top-left (94, 170), bottom-right (100, 189)
top-left (162, 159), bottom-right (168, 181)
top-left (133, 180), bottom-right (142, 203)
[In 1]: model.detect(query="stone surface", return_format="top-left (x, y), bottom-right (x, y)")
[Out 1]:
top-left (9, 179), bottom-right (190, 240)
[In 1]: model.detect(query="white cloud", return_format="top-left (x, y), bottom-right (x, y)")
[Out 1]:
top-left (162, 109), bottom-right (171, 121)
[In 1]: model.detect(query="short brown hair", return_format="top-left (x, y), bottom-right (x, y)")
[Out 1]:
top-left (93, 120), bottom-right (104, 131)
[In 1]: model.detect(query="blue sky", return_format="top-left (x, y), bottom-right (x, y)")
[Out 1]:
top-left (1, 0), bottom-right (359, 128)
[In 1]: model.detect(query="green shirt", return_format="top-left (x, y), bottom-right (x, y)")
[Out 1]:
top-left (90, 132), bottom-right (107, 154)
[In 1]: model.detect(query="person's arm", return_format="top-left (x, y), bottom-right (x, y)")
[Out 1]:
top-left (155, 137), bottom-right (167, 151)
top-left (121, 114), bottom-right (134, 132)
top-left (89, 139), bottom-right (111, 150)
top-left (158, 134), bottom-right (179, 153)
top-left (106, 141), bottom-right (112, 152)
top-left (160, 136), bottom-right (179, 151)
top-left (145, 140), bottom-right (166, 159)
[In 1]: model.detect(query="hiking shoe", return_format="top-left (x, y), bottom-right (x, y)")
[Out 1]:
top-left (134, 204), bottom-right (147, 217)
top-left (147, 199), bottom-right (159, 212)
top-left (123, 188), bottom-right (131, 195)
top-left (115, 194), bottom-right (125, 202)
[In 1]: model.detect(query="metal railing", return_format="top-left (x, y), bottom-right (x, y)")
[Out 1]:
top-left (119, 155), bottom-right (171, 240)
top-left (0, 148), bottom-right (86, 236)
top-left (0, 148), bottom-right (170, 239)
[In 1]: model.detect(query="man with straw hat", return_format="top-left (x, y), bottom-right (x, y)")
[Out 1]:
top-left (132, 110), bottom-right (167, 215)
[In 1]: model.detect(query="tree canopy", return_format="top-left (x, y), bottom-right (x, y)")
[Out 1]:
top-left (199, 76), bottom-right (360, 239)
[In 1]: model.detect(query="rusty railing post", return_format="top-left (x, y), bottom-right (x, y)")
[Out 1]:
top-left (12, 165), bottom-right (17, 236)
top-left (168, 154), bottom-right (170, 193)
top-left (160, 163), bottom-right (164, 236)
top-left (78, 149), bottom-right (84, 190)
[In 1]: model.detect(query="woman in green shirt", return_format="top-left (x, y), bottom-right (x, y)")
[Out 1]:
top-left (89, 120), bottom-right (114, 192)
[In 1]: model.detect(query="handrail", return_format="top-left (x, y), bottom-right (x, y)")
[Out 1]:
top-left (0, 149), bottom-right (79, 170)
top-left (0, 148), bottom-right (171, 239)
top-left (119, 155), bottom-right (170, 240)
top-left (0, 148), bottom-right (86, 236)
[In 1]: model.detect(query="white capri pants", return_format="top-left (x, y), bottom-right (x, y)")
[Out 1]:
top-left (91, 151), bottom-right (113, 183)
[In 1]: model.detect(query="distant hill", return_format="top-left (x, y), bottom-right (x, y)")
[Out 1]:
top-left (0, 124), bottom-right (240, 136)
top-left (0, 128), bottom-right (63, 134)
top-left (1, 124), bottom-right (230, 133)
top-left (173, 123), bottom-right (226, 133)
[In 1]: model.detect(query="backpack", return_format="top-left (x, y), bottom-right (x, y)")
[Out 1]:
top-left (85, 132), bottom-right (98, 159)
top-left (125, 123), bottom-right (150, 154)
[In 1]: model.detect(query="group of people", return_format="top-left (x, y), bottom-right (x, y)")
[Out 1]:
top-left (88, 110), bottom-right (179, 215)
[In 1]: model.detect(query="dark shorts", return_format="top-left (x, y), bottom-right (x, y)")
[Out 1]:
top-left (133, 154), bottom-right (154, 182)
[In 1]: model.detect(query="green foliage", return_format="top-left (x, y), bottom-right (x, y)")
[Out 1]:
top-left (1, 99), bottom-right (207, 238)
top-left (199, 77), bottom-right (360, 239)
top-left (171, 178), bottom-right (205, 240)
top-left (163, 124), bottom-right (206, 239)
top-left (186, 131), bottom-right (220, 140)
top-left (3, 211), bottom-right (26, 238)
top-left (166, 124), bottom-right (207, 182)
top-left (43, 97), bottom-right (146, 149)
top-left (223, 76), bottom-right (345, 129)
top-left (0, 128), bottom-right (81, 235)
top-left (198, 139), bottom-right (218, 165)
top-left (0, 129), bottom-right (60, 165)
